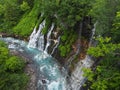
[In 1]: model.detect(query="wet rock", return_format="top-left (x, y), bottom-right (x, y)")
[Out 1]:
top-left (42, 79), bottom-right (47, 84)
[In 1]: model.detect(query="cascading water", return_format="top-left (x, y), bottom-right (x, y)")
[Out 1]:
top-left (68, 22), bottom-right (97, 90)
top-left (0, 37), bottom-right (67, 90)
top-left (27, 27), bottom-right (37, 48)
top-left (28, 20), bottom-right (45, 50)
top-left (27, 20), bottom-right (67, 89)
top-left (69, 56), bottom-right (94, 90)
top-left (28, 21), bottom-right (56, 54)
top-left (89, 22), bottom-right (97, 46)
top-left (0, 19), bottom-right (68, 90)
top-left (38, 35), bottom-right (45, 51)
top-left (0, 16), bottom-right (97, 90)
top-left (44, 23), bottom-right (54, 53)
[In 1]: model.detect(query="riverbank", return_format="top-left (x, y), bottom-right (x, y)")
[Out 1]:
top-left (10, 50), bottom-right (37, 90)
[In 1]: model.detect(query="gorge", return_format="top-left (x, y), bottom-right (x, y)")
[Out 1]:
top-left (0, 0), bottom-right (120, 90)
top-left (0, 18), bottom-right (95, 90)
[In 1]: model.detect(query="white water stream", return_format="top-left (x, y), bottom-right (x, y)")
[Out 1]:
top-left (0, 37), bottom-right (67, 90)
top-left (69, 56), bottom-right (94, 90)
top-left (0, 20), bottom-right (96, 90)
top-left (44, 23), bottom-right (54, 53)
top-left (28, 20), bottom-right (45, 50)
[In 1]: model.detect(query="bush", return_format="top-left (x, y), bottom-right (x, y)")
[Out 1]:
top-left (5, 56), bottom-right (25, 72)
top-left (20, 1), bottom-right (30, 11)
top-left (59, 45), bottom-right (67, 57)
top-left (0, 41), bottom-right (28, 90)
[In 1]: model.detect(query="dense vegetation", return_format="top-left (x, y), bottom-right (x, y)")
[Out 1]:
top-left (83, 0), bottom-right (120, 90)
top-left (83, 37), bottom-right (120, 90)
top-left (0, 41), bottom-right (28, 90)
top-left (0, 0), bottom-right (33, 34)
top-left (0, 0), bottom-right (120, 90)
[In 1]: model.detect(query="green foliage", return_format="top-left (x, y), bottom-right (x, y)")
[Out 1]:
top-left (85, 1), bottom-right (120, 88)
top-left (0, 41), bottom-right (28, 90)
top-left (0, 0), bottom-right (120, 89)
top-left (0, 0), bottom-right (94, 38)
top-left (90, 0), bottom-right (120, 36)
top-left (83, 68), bottom-right (94, 81)
top-left (88, 57), bottom-right (120, 90)
top-left (20, 1), bottom-right (30, 11)
top-left (0, 0), bottom-right (34, 35)
top-left (112, 10), bottom-right (120, 43)
top-left (84, 37), bottom-right (120, 90)
top-left (0, 0), bottom-right (21, 32)
top-left (42, 17), bottom-right (52, 35)
top-left (36, 15), bottom-right (44, 29)
top-left (59, 45), bottom-right (67, 57)
top-left (88, 37), bottom-right (118, 57)
top-left (1, 73), bottom-right (28, 90)
top-left (13, 0), bottom-right (42, 37)
top-left (59, 30), bottom-right (77, 57)
top-left (61, 34), bottom-right (68, 42)
top-left (41, 0), bottom-right (94, 30)
top-left (5, 56), bottom-right (25, 72)
top-left (0, 4), bottom-right (4, 15)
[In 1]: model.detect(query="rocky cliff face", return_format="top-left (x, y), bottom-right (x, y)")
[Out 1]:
top-left (26, 16), bottom-right (93, 70)
top-left (51, 17), bottom-right (93, 69)
top-left (1, 16), bottom-right (94, 90)
top-left (1, 16), bottom-right (93, 71)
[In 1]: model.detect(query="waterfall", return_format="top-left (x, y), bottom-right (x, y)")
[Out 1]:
top-left (28, 21), bottom-right (57, 54)
top-left (89, 22), bottom-right (97, 46)
top-left (0, 37), bottom-right (67, 90)
top-left (68, 22), bottom-right (97, 90)
top-left (30, 27), bottom-right (36, 40)
top-left (28, 20), bottom-right (45, 50)
top-left (38, 35), bottom-right (45, 51)
top-left (44, 23), bottom-right (55, 53)
top-left (51, 36), bottom-right (60, 55)
top-left (69, 55), bottom-right (94, 90)
top-left (27, 27), bottom-right (37, 48)
top-left (28, 21), bottom-right (61, 55)
top-left (25, 21), bottom-right (67, 89)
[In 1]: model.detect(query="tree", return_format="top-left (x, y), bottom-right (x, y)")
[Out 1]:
top-left (0, 41), bottom-right (28, 90)
top-left (111, 6), bottom-right (120, 43)
top-left (20, 1), bottom-right (30, 12)
top-left (41, 0), bottom-right (94, 29)
top-left (13, 0), bottom-right (41, 37)
top-left (0, 0), bottom-right (33, 34)
top-left (83, 37), bottom-right (120, 90)
top-left (0, 0), bottom-right (20, 31)
top-left (90, 0), bottom-right (119, 36)
top-left (5, 56), bottom-right (25, 72)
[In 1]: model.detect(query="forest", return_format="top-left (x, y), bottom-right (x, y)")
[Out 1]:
top-left (0, 0), bottom-right (120, 90)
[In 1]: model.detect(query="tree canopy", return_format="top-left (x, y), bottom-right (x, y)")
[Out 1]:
top-left (0, 0), bottom-right (120, 89)
top-left (0, 41), bottom-right (28, 90)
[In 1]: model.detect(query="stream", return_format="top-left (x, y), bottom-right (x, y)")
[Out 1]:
top-left (0, 20), bottom-right (96, 90)
top-left (0, 37), bottom-right (67, 90)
